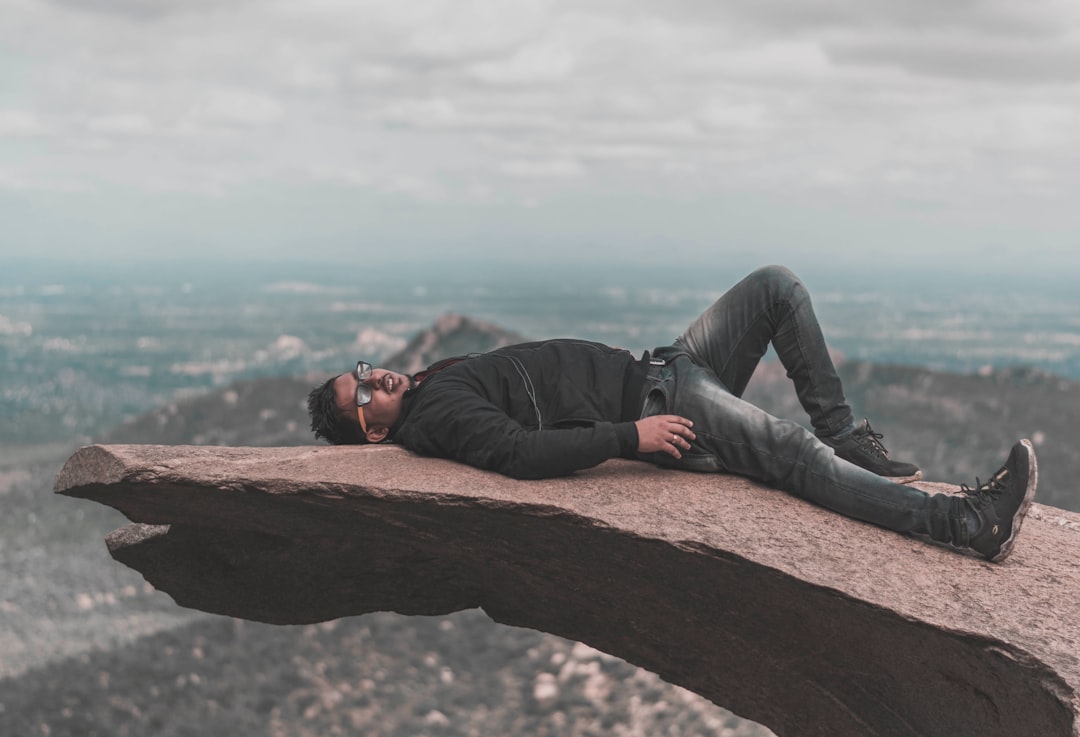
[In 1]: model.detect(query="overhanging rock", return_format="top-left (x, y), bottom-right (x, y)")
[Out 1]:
top-left (56, 444), bottom-right (1080, 737)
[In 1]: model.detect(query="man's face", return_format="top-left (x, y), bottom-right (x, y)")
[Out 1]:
top-left (333, 365), bottom-right (413, 443)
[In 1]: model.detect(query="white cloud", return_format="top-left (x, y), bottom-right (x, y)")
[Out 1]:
top-left (46, 0), bottom-right (251, 21)
top-left (697, 103), bottom-right (765, 132)
top-left (376, 98), bottom-right (460, 128)
top-left (500, 157), bottom-right (584, 178)
top-left (2, 0), bottom-right (1079, 269)
top-left (87, 113), bottom-right (154, 135)
top-left (0, 109), bottom-right (43, 136)
top-left (636, 0), bottom-right (1074, 37)
top-left (468, 39), bottom-right (578, 85)
top-left (826, 32), bottom-right (1080, 82)
top-left (189, 90), bottom-right (284, 129)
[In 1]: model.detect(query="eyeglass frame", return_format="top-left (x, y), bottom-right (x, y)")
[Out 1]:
top-left (355, 360), bottom-right (373, 435)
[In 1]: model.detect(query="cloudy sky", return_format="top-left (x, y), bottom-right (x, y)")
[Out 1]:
top-left (2, 0), bottom-right (1079, 275)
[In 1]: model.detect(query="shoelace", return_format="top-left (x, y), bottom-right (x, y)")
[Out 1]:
top-left (960, 465), bottom-right (1009, 500)
top-left (854, 420), bottom-right (890, 458)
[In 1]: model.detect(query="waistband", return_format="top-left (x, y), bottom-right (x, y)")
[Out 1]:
top-left (621, 349), bottom-right (682, 421)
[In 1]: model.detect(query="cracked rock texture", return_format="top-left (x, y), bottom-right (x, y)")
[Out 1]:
top-left (56, 443), bottom-right (1080, 737)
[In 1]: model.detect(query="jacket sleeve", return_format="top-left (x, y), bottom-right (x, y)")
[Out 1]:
top-left (397, 385), bottom-right (639, 480)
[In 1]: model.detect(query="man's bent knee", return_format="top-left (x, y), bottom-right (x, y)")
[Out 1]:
top-left (747, 264), bottom-right (802, 300)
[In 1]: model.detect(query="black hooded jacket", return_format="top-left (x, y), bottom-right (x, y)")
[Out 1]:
top-left (391, 340), bottom-right (648, 479)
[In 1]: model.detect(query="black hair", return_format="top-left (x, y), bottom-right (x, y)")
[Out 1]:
top-left (307, 375), bottom-right (366, 445)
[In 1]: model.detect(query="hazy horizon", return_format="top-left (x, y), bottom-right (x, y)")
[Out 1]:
top-left (5, 253), bottom-right (1080, 448)
top-left (4, 252), bottom-right (1079, 290)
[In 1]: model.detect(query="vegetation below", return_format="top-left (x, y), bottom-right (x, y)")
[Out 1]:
top-left (4, 316), bottom-right (1077, 737)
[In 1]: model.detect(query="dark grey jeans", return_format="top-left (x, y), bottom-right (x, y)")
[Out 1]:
top-left (640, 266), bottom-right (957, 542)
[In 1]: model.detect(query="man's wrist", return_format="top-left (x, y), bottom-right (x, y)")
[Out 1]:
top-left (615, 421), bottom-right (639, 458)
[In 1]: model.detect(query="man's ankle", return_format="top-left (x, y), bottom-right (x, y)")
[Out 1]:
top-left (822, 420), bottom-right (856, 445)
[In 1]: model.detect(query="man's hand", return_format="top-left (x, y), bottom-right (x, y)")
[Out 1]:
top-left (635, 415), bottom-right (696, 459)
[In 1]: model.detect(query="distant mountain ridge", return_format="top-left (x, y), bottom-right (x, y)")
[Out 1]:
top-left (102, 313), bottom-right (527, 449)
top-left (383, 313), bottom-right (527, 374)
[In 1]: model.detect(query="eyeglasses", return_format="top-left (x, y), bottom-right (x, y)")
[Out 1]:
top-left (355, 361), bottom-right (373, 434)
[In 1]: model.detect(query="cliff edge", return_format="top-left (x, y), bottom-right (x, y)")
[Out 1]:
top-left (56, 444), bottom-right (1080, 737)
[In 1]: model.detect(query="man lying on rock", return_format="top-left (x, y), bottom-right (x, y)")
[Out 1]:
top-left (307, 265), bottom-right (1037, 563)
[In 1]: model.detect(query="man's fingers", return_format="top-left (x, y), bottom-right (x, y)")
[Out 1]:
top-left (635, 415), bottom-right (696, 457)
top-left (663, 421), bottom-right (693, 457)
top-left (659, 415), bottom-right (694, 428)
top-left (663, 418), bottom-right (695, 443)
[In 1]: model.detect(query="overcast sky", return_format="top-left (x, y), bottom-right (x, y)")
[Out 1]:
top-left (2, 0), bottom-right (1079, 275)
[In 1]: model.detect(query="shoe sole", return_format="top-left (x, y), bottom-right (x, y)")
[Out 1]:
top-left (886, 470), bottom-right (923, 484)
top-left (989, 439), bottom-right (1038, 563)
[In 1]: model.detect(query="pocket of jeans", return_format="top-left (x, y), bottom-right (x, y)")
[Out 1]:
top-left (641, 387), bottom-right (668, 418)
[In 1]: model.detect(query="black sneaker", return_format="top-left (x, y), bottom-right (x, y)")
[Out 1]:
top-left (825, 419), bottom-right (922, 482)
top-left (958, 439), bottom-right (1038, 562)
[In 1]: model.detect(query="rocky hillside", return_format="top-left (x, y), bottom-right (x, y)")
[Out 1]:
top-left (102, 314), bottom-right (526, 448)
top-left (383, 313), bottom-right (527, 374)
top-left (7, 314), bottom-right (772, 737)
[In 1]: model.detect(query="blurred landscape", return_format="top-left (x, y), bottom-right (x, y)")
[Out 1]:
top-left (2, 261), bottom-right (1079, 736)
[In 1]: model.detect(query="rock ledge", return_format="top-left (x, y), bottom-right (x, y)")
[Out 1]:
top-left (56, 444), bottom-right (1080, 737)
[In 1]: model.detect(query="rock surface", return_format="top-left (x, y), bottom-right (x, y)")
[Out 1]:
top-left (56, 443), bottom-right (1080, 737)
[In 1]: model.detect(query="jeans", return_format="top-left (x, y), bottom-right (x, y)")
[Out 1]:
top-left (640, 266), bottom-right (959, 543)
